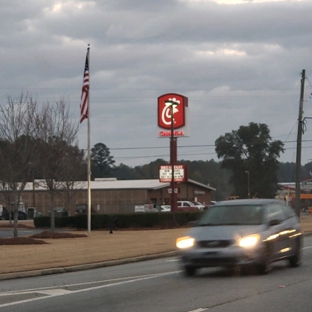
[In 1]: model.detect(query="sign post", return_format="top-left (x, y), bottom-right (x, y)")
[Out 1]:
top-left (164, 98), bottom-right (180, 221)
top-left (157, 94), bottom-right (188, 222)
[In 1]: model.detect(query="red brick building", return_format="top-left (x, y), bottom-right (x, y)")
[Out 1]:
top-left (7, 178), bottom-right (216, 216)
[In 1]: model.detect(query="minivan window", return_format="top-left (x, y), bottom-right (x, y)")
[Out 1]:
top-left (266, 204), bottom-right (286, 223)
top-left (281, 203), bottom-right (296, 218)
top-left (198, 205), bottom-right (263, 226)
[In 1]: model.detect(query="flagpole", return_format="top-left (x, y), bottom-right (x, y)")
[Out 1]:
top-left (87, 44), bottom-right (91, 233)
top-left (79, 44), bottom-right (91, 233)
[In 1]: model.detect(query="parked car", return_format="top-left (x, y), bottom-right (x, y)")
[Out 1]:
top-left (49, 207), bottom-right (69, 217)
top-left (176, 198), bottom-right (302, 277)
top-left (0, 206), bottom-right (4, 219)
top-left (14, 210), bottom-right (27, 220)
top-left (177, 201), bottom-right (200, 211)
top-left (159, 205), bottom-right (171, 212)
top-left (75, 204), bottom-right (97, 215)
top-left (190, 201), bottom-right (206, 210)
top-left (0, 206), bottom-right (27, 220)
top-left (0, 207), bottom-right (9, 220)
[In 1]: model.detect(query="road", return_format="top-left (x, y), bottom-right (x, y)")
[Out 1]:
top-left (0, 236), bottom-right (312, 312)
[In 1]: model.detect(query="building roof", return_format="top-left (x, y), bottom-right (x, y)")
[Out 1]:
top-left (278, 181), bottom-right (312, 194)
top-left (23, 178), bottom-right (216, 191)
top-left (89, 179), bottom-right (170, 190)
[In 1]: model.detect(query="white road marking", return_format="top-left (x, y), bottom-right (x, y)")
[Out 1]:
top-left (0, 271), bottom-right (180, 297)
top-left (37, 289), bottom-right (73, 296)
top-left (188, 309), bottom-right (208, 312)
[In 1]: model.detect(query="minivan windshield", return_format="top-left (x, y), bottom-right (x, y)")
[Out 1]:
top-left (198, 205), bottom-right (264, 226)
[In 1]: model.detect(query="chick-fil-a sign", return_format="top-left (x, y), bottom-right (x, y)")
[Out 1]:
top-left (157, 94), bottom-right (188, 130)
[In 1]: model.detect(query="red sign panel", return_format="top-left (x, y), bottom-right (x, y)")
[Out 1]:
top-left (157, 94), bottom-right (188, 130)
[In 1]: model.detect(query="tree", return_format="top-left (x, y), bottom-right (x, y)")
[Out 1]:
top-left (0, 95), bottom-right (39, 237)
top-left (35, 98), bottom-right (79, 231)
top-left (91, 143), bottom-right (115, 178)
top-left (182, 159), bottom-right (233, 200)
top-left (278, 162), bottom-right (296, 183)
top-left (133, 159), bottom-right (168, 179)
top-left (59, 145), bottom-right (86, 212)
top-left (113, 163), bottom-right (136, 180)
top-left (215, 122), bottom-right (284, 198)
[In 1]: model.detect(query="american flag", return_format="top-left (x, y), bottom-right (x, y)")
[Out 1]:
top-left (80, 50), bottom-right (89, 123)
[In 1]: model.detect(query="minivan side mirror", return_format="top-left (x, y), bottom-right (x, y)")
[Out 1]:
top-left (269, 219), bottom-right (280, 227)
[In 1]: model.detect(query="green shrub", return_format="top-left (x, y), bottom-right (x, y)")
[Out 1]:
top-left (34, 211), bottom-right (204, 230)
top-left (34, 216), bottom-right (50, 228)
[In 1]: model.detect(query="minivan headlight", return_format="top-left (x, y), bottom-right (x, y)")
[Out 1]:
top-left (239, 234), bottom-right (260, 248)
top-left (176, 236), bottom-right (195, 249)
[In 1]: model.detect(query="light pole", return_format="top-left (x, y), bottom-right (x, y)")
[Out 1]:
top-left (165, 98), bottom-right (180, 222)
top-left (245, 171), bottom-right (250, 198)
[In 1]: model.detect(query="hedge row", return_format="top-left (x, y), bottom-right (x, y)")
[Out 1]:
top-left (33, 211), bottom-right (203, 230)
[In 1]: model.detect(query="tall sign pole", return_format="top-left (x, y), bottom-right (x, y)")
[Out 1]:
top-left (165, 99), bottom-right (180, 222)
top-left (157, 93), bottom-right (189, 219)
top-left (171, 104), bottom-right (175, 221)
top-left (295, 69), bottom-right (305, 218)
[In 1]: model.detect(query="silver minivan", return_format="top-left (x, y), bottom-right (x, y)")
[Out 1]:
top-left (176, 199), bottom-right (302, 276)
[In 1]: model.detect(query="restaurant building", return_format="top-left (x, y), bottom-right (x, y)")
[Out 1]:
top-left (10, 178), bottom-right (216, 216)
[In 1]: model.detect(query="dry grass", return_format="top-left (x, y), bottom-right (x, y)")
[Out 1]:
top-left (0, 221), bottom-right (188, 275)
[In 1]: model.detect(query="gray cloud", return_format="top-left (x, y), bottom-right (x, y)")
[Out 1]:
top-left (0, 0), bottom-right (312, 167)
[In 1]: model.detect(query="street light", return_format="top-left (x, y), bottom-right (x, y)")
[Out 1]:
top-left (165, 98), bottom-right (180, 221)
top-left (245, 171), bottom-right (250, 198)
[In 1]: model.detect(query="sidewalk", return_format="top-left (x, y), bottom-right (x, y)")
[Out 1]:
top-left (0, 214), bottom-right (311, 281)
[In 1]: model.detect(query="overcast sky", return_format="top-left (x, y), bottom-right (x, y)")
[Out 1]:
top-left (1, 0), bottom-right (312, 167)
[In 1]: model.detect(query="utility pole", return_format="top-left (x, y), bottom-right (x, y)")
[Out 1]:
top-left (295, 69), bottom-right (305, 218)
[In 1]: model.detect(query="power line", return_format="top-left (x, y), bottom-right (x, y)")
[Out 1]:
top-left (108, 140), bottom-right (312, 151)
top-left (112, 145), bottom-right (312, 160)
top-left (109, 144), bottom-right (215, 150)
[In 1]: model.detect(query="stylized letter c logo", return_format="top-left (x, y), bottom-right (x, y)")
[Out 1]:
top-left (161, 105), bottom-right (172, 126)
top-left (161, 105), bottom-right (178, 126)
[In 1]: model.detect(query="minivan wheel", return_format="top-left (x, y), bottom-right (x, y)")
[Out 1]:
top-left (289, 239), bottom-right (301, 268)
top-left (184, 265), bottom-right (197, 277)
top-left (257, 244), bottom-right (272, 275)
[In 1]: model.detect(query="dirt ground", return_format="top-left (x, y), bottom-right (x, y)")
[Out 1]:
top-left (0, 215), bottom-right (312, 276)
